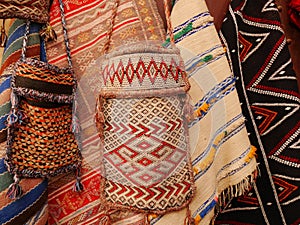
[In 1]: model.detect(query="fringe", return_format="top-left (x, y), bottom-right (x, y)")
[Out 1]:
top-left (218, 169), bottom-right (258, 207)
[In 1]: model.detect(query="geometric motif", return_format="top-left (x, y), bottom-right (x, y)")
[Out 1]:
top-left (217, 0), bottom-right (300, 224)
top-left (251, 103), bottom-right (299, 136)
top-left (272, 176), bottom-right (298, 202)
top-left (97, 42), bottom-right (194, 214)
top-left (102, 95), bottom-right (194, 212)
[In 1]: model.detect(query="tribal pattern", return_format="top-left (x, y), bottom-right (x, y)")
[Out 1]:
top-left (102, 95), bottom-right (194, 212)
top-left (99, 43), bottom-right (189, 95)
top-left (216, 0), bottom-right (300, 224)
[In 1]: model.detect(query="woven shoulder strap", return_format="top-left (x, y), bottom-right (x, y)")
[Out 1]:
top-left (102, 0), bottom-right (175, 54)
top-left (21, 0), bottom-right (73, 69)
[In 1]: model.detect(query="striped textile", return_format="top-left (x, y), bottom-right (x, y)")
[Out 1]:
top-left (151, 0), bottom-right (258, 224)
top-left (0, 158), bottom-right (48, 225)
top-left (46, 0), bottom-right (166, 224)
top-left (0, 19), bottom-right (48, 225)
top-left (0, 19), bottom-right (42, 143)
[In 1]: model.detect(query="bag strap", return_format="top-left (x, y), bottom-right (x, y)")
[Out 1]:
top-left (21, 0), bottom-right (73, 69)
top-left (102, 0), bottom-right (175, 54)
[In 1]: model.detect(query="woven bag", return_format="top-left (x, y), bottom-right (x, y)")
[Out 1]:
top-left (95, 0), bottom-right (195, 221)
top-left (5, 0), bottom-right (83, 199)
top-left (0, 0), bottom-right (51, 24)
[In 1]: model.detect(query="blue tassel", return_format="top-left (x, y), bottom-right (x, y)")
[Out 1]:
top-left (73, 168), bottom-right (84, 192)
top-left (6, 176), bottom-right (22, 199)
top-left (7, 113), bottom-right (18, 126)
top-left (73, 178), bottom-right (84, 192)
top-left (71, 115), bottom-right (80, 134)
top-left (17, 110), bottom-right (27, 124)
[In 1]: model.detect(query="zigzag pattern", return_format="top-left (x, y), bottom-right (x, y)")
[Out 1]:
top-left (101, 55), bottom-right (187, 90)
top-left (102, 92), bottom-right (193, 211)
top-left (104, 164), bottom-right (193, 211)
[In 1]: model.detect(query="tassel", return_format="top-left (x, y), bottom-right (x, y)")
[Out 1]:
top-left (71, 115), bottom-right (80, 134)
top-left (194, 102), bottom-right (210, 118)
top-left (17, 110), bottom-right (27, 125)
top-left (245, 145), bottom-right (257, 163)
top-left (39, 22), bottom-right (57, 42)
top-left (145, 214), bottom-right (150, 225)
top-left (0, 20), bottom-right (7, 47)
top-left (184, 206), bottom-right (195, 225)
top-left (6, 175), bottom-right (22, 199)
top-left (7, 113), bottom-right (18, 126)
top-left (73, 168), bottom-right (84, 192)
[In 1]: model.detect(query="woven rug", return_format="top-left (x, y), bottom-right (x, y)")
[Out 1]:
top-left (46, 0), bottom-right (167, 223)
top-left (215, 0), bottom-right (300, 224)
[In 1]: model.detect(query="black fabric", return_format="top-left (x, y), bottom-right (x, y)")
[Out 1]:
top-left (216, 0), bottom-right (300, 224)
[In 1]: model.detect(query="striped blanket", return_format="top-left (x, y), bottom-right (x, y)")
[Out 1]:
top-left (0, 158), bottom-right (48, 225)
top-left (0, 19), bottom-right (42, 143)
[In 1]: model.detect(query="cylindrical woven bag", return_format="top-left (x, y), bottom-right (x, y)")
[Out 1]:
top-left (93, 0), bottom-right (195, 217)
top-left (95, 41), bottom-right (195, 215)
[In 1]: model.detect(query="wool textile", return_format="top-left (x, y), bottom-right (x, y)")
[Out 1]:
top-left (216, 0), bottom-right (300, 224)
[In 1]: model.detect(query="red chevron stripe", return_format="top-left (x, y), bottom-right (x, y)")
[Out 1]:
top-left (133, 186), bottom-right (145, 199)
top-left (144, 188), bottom-right (156, 201)
top-left (165, 185), bottom-right (175, 199)
top-left (117, 183), bottom-right (128, 195)
top-left (125, 186), bottom-right (135, 197)
top-left (174, 183), bottom-right (183, 196)
top-left (107, 181), bottom-right (118, 193)
top-left (154, 187), bottom-right (166, 200)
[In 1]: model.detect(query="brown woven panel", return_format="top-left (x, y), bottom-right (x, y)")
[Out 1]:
top-left (15, 59), bottom-right (74, 86)
top-left (6, 100), bottom-right (81, 178)
top-left (0, 0), bottom-right (50, 23)
top-left (12, 58), bottom-right (75, 103)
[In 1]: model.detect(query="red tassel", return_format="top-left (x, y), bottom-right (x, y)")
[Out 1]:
top-left (0, 20), bottom-right (7, 47)
top-left (184, 206), bottom-right (195, 225)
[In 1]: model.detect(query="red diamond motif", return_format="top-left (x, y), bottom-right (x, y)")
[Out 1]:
top-left (136, 141), bottom-right (152, 150)
top-left (138, 157), bottom-right (153, 166)
top-left (138, 173), bottom-right (153, 182)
